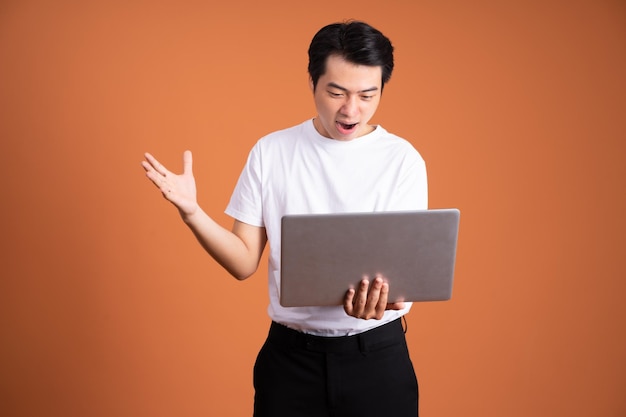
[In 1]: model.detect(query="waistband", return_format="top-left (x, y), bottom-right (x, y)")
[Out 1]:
top-left (267, 318), bottom-right (406, 354)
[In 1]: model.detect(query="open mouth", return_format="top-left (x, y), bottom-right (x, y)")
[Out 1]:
top-left (337, 122), bottom-right (358, 132)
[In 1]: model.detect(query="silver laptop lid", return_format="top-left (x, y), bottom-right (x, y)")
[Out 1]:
top-left (280, 208), bottom-right (460, 307)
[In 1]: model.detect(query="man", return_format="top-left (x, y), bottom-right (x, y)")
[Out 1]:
top-left (142, 20), bottom-right (427, 417)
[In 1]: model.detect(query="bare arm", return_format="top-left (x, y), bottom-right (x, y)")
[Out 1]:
top-left (184, 213), bottom-right (267, 280)
top-left (142, 151), bottom-right (266, 280)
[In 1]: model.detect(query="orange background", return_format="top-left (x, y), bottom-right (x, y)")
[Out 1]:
top-left (1, 1), bottom-right (625, 416)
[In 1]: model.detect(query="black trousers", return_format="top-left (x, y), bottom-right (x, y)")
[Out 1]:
top-left (253, 318), bottom-right (419, 417)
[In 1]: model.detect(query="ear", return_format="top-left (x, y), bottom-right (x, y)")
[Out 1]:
top-left (308, 76), bottom-right (315, 92)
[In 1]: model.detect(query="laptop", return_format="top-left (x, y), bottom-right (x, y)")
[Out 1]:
top-left (279, 208), bottom-right (460, 307)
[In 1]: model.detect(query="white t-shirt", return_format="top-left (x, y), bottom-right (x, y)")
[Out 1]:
top-left (225, 119), bottom-right (428, 336)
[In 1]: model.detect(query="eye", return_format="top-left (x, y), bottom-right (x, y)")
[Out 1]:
top-left (361, 95), bottom-right (374, 101)
top-left (328, 91), bottom-right (343, 98)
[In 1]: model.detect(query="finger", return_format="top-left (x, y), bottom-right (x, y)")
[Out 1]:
top-left (144, 169), bottom-right (174, 197)
top-left (365, 277), bottom-right (383, 313)
top-left (386, 301), bottom-right (406, 311)
top-left (343, 288), bottom-right (356, 315)
top-left (141, 152), bottom-right (161, 175)
top-left (141, 161), bottom-right (165, 188)
top-left (144, 152), bottom-right (169, 176)
top-left (352, 279), bottom-right (369, 317)
top-left (143, 152), bottom-right (158, 170)
top-left (140, 159), bottom-right (153, 173)
top-left (182, 150), bottom-right (193, 175)
top-left (374, 281), bottom-right (390, 318)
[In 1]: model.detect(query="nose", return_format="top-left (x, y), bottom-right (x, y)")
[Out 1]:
top-left (340, 96), bottom-right (359, 117)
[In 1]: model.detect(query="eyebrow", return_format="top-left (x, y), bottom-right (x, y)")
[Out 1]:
top-left (326, 82), bottom-right (379, 94)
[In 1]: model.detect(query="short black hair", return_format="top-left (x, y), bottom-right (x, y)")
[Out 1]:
top-left (308, 21), bottom-right (394, 91)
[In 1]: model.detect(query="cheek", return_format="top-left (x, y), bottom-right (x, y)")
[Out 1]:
top-left (316, 100), bottom-right (336, 118)
top-left (364, 101), bottom-right (380, 117)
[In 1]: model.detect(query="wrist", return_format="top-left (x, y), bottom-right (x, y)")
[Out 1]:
top-left (179, 204), bottom-right (201, 224)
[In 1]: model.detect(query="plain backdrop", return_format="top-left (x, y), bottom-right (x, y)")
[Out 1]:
top-left (1, 1), bottom-right (625, 416)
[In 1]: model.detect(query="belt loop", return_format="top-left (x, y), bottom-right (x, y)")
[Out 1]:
top-left (358, 333), bottom-right (369, 355)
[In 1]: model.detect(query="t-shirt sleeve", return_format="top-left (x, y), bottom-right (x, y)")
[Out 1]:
top-left (225, 143), bottom-right (265, 227)
top-left (392, 147), bottom-right (428, 211)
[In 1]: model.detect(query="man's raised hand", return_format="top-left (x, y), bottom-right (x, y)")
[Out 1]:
top-left (141, 150), bottom-right (198, 217)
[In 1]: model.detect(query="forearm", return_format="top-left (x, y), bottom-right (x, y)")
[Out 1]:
top-left (181, 208), bottom-right (265, 280)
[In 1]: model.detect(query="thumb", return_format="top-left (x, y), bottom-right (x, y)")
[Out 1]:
top-left (182, 150), bottom-right (193, 175)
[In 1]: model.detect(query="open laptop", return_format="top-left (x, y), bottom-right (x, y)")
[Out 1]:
top-left (280, 208), bottom-right (460, 307)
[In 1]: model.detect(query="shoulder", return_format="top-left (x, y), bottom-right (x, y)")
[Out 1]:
top-left (245, 120), bottom-right (315, 164)
top-left (374, 125), bottom-right (425, 161)
top-left (256, 120), bottom-right (311, 147)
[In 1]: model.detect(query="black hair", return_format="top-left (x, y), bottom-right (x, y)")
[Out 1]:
top-left (308, 20), bottom-right (394, 91)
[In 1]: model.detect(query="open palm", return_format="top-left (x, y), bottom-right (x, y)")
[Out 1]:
top-left (142, 150), bottom-right (198, 217)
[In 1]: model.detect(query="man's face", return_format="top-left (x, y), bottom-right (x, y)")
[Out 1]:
top-left (311, 54), bottom-right (382, 141)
